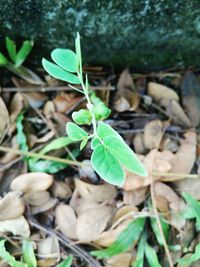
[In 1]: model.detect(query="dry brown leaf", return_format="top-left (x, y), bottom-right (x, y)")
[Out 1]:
top-left (0, 97), bottom-right (9, 138)
top-left (55, 204), bottom-right (78, 239)
top-left (24, 191), bottom-right (50, 206)
top-left (11, 172), bottom-right (53, 193)
top-left (9, 93), bottom-right (25, 123)
top-left (75, 179), bottom-right (117, 203)
top-left (51, 181), bottom-right (72, 199)
top-left (123, 149), bottom-right (171, 190)
top-left (0, 216), bottom-right (30, 238)
top-left (161, 99), bottom-right (191, 127)
top-left (71, 197), bottom-right (100, 216)
top-left (31, 198), bottom-right (57, 215)
top-left (76, 205), bottom-right (112, 242)
top-left (38, 236), bottom-right (60, 260)
top-left (105, 253), bottom-right (132, 267)
top-left (148, 82), bottom-right (179, 102)
top-left (0, 192), bottom-right (25, 221)
top-left (24, 92), bottom-right (48, 109)
top-left (112, 205), bottom-right (138, 224)
top-left (133, 133), bottom-right (146, 154)
top-left (123, 187), bottom-right (148, 206)
top-left (53, 93), bottom-right (81, 113)
top-left (43, 101), bottom-right (56, 118)
top-left (0, 136), bottom-right (18, 164)
top-left (143, 119), bottom-right (164, 149)
top-left (114, 69), bottom-right (139, 112)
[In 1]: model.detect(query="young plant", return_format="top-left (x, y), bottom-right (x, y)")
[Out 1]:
top-left (42, 33), bottom-right (147, 186)
top-left (0, 37), bottom-right (43, 85)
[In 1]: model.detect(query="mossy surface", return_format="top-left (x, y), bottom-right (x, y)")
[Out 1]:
top-left (0, 0), bottom-right (200, 70)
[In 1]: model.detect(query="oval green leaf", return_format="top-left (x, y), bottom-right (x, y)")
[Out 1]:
top-left (91, 144), bottom-right (125, 186)
top-left (22, 240), bottom-right (37, 267)
top-left (51, 49), bottom-right (78, 73)
top-left (72, 109), bottom-right (92, 125)
top-left (42, 58), bottom-right (80, 84)
top-left (145, 243), bottom-right (162, 267)
top-left (97, 121), bottom-right (122, 140)
top-left (66, 122), bottom-right (88, 141)
top-left (104, 135), bottom-right (147, 177)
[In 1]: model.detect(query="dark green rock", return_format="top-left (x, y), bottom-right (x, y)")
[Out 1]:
top-left (0, 0), bottom-right (200, 70)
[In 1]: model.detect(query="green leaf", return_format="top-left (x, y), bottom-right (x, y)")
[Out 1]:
top-left (132, 232), bottom-right (146, 267)
top-left (75, 33), bottom-right (82, 74)
top-left (145, 243), bottom-right (162, 267)
top-left (15, 40), bottom-right (34, 67)
top-left (28, 159), bottom-right (67, 173)
top-left (91, 144), bottom-right (125, 186)
top-left (66, 122), bottom-right (88, 141)
top-left (0, 240), bottom-right (27, 267)
top-left (91, 217), bottom-right (145, 259)
top-left (150, 216), bottom-right (169, 247)
top-left (0, 52), bottom-right (8, 66)
top-left (5, 37), bottom-right (16, 62)
top-left (51, 49), bottom-right (78, 73)
top-left (57, 255), bottom-right (73, 267)
top-left (80, 137), bottom-right (89, 150)
top-left (182, 192), bottom-right (200, 229)
top-left (72, 109), bottom-right (92, 125)
top-left (40, 137), bottom-right (73, 155)
top-left (93, 102), bottom-right (111, 120)
top-left (97, 121), bottom-right (122, 140)
top-left (16, 113), bottom-right (28, 152)
top-left (91, 137), bottom-right (100, 150)
top-left (42, 58), bottom-right (80, 84)
top-left (22, 240), bottom-right (37, 267)
top-left (104, 135), bottom-right (147, 176)
top-left (178, 242), bottom-right (200, 264)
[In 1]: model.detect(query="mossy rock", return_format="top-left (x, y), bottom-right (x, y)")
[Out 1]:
top-left (0, 0), bottom-right (200, 70)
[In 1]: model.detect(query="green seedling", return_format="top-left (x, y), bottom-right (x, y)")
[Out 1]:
top-left (0, 37), bottom-right (44, 85)
top-left (42, 33), bottom-right (147, 186)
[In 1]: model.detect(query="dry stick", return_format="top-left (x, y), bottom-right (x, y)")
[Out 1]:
top-left (28, 216), bottom-right (101, 267)
top-left (0, 146), bottom-right (83, 167)
top-left (150, 183), bottom-right (174, 267)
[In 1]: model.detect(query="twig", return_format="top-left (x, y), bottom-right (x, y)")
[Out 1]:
top-left (152, 171), bottom-right (199, 181)
top-left (28, 216), bottom-right (101, 267)
top-left (150, 182), bottom-right (174, 267)
top-left (0, 146), bottom-right (83, 167)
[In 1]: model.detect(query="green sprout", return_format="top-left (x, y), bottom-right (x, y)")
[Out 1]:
top-left (42, 33), bottom-right (147, 186)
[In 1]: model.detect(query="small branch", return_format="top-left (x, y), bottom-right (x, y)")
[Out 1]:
top-left (0, 146), bottom-right (83, 167)
top-left (152, 171), bottom-right (199, 181)
top-left (150, 182), bottom-right (174, 267)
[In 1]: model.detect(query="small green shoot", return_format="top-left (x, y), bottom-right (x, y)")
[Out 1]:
top-left (42, 33), bottom-right (147, 186)
top-left (57, 255), bottom-right (73, 267)
top-left (22, 240), bottom-right (37, 267)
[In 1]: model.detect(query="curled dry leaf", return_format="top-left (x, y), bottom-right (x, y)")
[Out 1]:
top-left (148, 82), bottom-right (179, 102)
top-left (0, 136), bottom-right (18, 164)
top-left (71, 197), bottom-right (100, 216)
top-left (31, 198), bottom-right (58, 215)
top-left (51, 181), bottom-right (72, 199)
top-left (9, 93), bottom-right (25, 123)
top-left (133, 133), bottom-right (146, 154)
top-left (105, 253), bottom-right (132, 267)
top-left (43, 101), bottom-right (56, 119)
top-left (0, 192), bottom-right (25, 221)
top-left (24, 191), bottom-right (50, 206)
top-left (115, 69), bottom-right (139, 112)
top-left (10, 172), bottom-right (53, 193)
top-left (55, 204), bottom-right (78, 239)
top-left (0, 216), bottom-right (30, 238)
top-left (76, 205), bottom-right (112, 242)
top-left (0, 97), bottom-right (9, 138)
top-left (160, 99), bottom-right (191, 127)
top-left (75, 179), bottom-right (117, 203)
top-left (143, 119), bottom-right (164, 149)
top-left (123, 187), bottom-right (148, 206)
top-left (38, 236), bottom-right (60, 260)
top-left (112, 205), bottom-right (138, 224)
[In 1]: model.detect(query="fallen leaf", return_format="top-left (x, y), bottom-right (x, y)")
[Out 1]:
top-left (55, 204), bottom-right (78, 239)
top-left (9, 93), bottom-right (25, 123)
top-left (24, 191), bottom-right (50, 206)
top-left (181, 72), bottom-right (200, 127)
top-left (53, 93), bottom-right (81, 113)
top-left (10, 172), bottom-right (53, 193)
top-left (112, 205), bottom-right (138, 224)
top-left (114, 69), bottom-right (139, 112)
top-left (105, 253), bottom-right (132, 267)
top-left (133, 133), bottom-right (147, 154)
top-left (31, 198), bottom-right (57, 215)
top-left (71, 197), bottom-right (100, 216)
top-left (51, 181), bottom-right (72, 199)
top-left (75, 179), bottom-right (117, 203)
top-left (123, 187), bottom-right (148, 206)
top-left (143, 119), bottom-right (164, 149)
top-left (148, 82), bottom-right (179, 102)
top-left (38, 236), bottom-right (60, 260)
top-left (0, 192), bottom-right (25, 221)
top-left (76, 205), bottom-right (112, 242)
top-left (0, 216), bottom-right (30, 238)
top-left (0, 97), bottom-right (9, 138)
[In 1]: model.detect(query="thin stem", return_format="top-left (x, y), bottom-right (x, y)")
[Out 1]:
top-left (0, 146), bottom-right (83, 166)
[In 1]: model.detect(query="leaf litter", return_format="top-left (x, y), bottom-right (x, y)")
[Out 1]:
top-left (0, 67), bottom-right (200, 266)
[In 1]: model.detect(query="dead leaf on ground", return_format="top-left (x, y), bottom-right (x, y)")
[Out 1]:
top-left (0, 136), bottom-right (19, 164)
top-left (0, 192), bottom-right (25, 221)
top-left (37, 236), bottom-right (60, 260)
top-left (9, 93), bottom-right (25, 123)
top-left (31, 198), bottom-right (57, 215)
top-left (114, 69), bottom-right (139, 112)
top-left (76, 205), bottom-right (112, 242)
top-left (53, 93), bottom-right (81, 113)
top-left (0, 216), bottom-right (30, 238)
top-left (105, 253), bottom-right (132, 267)
top-left (143, 119), bottom-right (164, 149)
top-left (10, 172), bottom-right (53, 193)
top-left (71, 197), bottom-right (100, 216)
top-left (133, 133), bottom-right (147, 154)
top-left (75, 179), bottom-right (117, 203)
top-left (181, 72), bottom-right (200, 127)
top-left (112, 205), bottom-right (138, 224)
top-left (123, 187), bottom-right (148, 206)
top-left (55, 204), bottom-right (78, 239)
top-left (0, 97), bottom-right (9, 139)
top-left (148, 82), bottom-right (179, 102)
top-left (51, 181), bottom-right (72, 199)
top-left (24, 191), bottom-right (50, 206)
